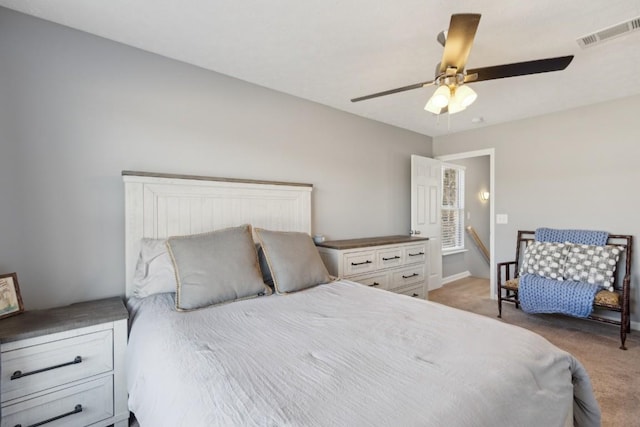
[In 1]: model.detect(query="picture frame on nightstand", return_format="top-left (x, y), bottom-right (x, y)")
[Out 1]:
top-left (0, 272), bottom-right (25, 319)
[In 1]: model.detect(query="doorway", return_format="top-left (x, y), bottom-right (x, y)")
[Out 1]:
top-left (437, 149), bottom-right (495, 300)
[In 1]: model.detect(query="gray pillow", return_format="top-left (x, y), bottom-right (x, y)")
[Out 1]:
top-left (518, 241), bottom-right (569, 280)
top-left (255, 228), bottom-right (331, 294)
top-left (167, 225), bottom-right (270, 310)
top-left (564, 243), bottom-right (622, 290)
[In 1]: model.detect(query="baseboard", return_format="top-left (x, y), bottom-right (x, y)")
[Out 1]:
top-left (594, 313), bottom-right (640, 332)
top-left (441, 271), bottom-right (471, 286)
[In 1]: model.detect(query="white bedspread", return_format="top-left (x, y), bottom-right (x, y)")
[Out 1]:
top-left (126, 280), bottom-right (600, 427)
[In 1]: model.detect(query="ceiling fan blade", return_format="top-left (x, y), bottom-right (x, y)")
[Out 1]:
top-left (440, 13), bottom-right (481, 74)
top-left (466, 55), bottom-right (574, 82)
top-left (351, 80), bottom-right (434, 102)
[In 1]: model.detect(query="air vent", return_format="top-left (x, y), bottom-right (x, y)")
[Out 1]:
top-left (577, 16), bottom-right (640, 48)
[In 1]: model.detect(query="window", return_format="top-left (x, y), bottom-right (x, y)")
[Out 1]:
top-left (441, 164), bottom-right (465, 251)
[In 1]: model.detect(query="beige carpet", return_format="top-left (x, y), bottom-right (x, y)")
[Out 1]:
top-left (429, 277), bottom-right (639, 427)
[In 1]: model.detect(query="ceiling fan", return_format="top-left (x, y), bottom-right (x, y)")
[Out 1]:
top-left (351, 13), bottom-right (574, 115)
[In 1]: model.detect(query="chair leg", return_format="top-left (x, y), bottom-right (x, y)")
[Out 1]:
top-left (620, 309), bottom-right (629, 350)
top-left (497, 289), bottom-right (503, 318)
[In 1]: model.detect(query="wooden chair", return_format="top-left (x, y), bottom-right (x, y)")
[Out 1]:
top-left (497, 230), bottom-right (633, 350)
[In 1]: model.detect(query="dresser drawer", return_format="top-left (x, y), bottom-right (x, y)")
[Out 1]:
top-left (349, 272), bottom-right (389, 290)
top-left (403, 244), bottom-right (427, 265)
top-left (1, 375), bottom-right (113, 427)
top-left (390, 265), bottom-right (425, 290)
top-left (1, 330), bottom-right (113, 402)
top-left (396, 284), bottom-right (426, 299)
top-left (343, 250), bottom-right (376, 276)
top-left (377, 247), bottom-right (403, 269)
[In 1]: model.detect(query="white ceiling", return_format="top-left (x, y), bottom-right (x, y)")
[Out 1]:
top-left (2, 0), bottom-right (640, 137)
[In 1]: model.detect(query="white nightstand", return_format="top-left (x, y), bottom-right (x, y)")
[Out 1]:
top-left (0, 297), bottom-right (128, 427)
top-left (317, 235), bottom-right (430, 299)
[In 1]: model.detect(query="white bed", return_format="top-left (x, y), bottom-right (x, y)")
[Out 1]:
top-left (122, 171), bottom-right (600, 427)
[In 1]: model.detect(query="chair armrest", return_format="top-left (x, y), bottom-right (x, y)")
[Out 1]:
top-left (497, 261), bottom-right (518, 285)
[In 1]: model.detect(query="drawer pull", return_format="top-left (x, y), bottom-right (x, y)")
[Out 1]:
top-left (402, 273), bottom-right (419, 279)
top-left (351, 260), bottom-right (372, 266)
top-left (11, 356), bottom-right (82, 380)
top-left (412, 293), bottom-right (419, 297)
top-left (382, 256), bottom-right (400, 261)
top-left (369, 282), bottom-right (380, 287)
top-left (408, 252), bottom-right (425, 257)
top-left (15, 404), bottom-right (83, 427)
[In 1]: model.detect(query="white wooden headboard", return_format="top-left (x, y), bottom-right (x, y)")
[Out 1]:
top-left (123, 171), bottom-right (313, 297)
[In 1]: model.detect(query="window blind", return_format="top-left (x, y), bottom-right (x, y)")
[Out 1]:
top-left (441, 165), bottom-right (465, 250)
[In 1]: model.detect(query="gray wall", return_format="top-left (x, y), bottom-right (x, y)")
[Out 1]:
top-left (434, 94), bottom-right (640, 323)
top-left (0, 61), bottom-right (21, 277)
top-left (442, 156), bottom-right (490, 279)
top-left (0, 8), bottom-right (431, 309)
top-left (442, 252), bottom-right (467, 279)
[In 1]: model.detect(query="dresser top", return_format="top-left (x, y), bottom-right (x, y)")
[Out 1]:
top-left (0, 297), bottom-right (128, 344)
top-left (317, 235), bottom-right (429, 250)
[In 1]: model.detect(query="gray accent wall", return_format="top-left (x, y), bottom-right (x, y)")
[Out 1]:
top-left (434, 94), bottom-right (640, 323)
top-left (0, 59), bottom-right (21, 277)
top-left (0, 8), bottom-right (431, 309)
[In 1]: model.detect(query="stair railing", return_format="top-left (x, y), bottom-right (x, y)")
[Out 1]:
top-left (466, 226), bottom-right (490, 264)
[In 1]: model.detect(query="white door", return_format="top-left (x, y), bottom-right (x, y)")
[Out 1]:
top-left (411, 155), bottom-right (443, 290)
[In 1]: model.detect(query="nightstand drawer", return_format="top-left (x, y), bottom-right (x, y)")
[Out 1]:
top-left (343, 251), bottom-right (376, 275)
top-left (1, 375), bottom-right (113, 427)
top-left (1, 330), bottom-right (113, 402)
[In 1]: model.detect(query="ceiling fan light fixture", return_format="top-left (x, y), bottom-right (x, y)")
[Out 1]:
top-left (447, 91), bottom-right (466, 114)
top-left (456, 84), bottom-right (478, 107)
top-left (430, 85), bottom-right (451, 108)
top-left (424, 97), bottom-right (442, 114)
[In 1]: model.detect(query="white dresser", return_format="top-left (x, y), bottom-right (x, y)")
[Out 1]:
top-left (317, 235), bottom-right (430, 299)
top-left (0, 297), bottom-right (128, 427)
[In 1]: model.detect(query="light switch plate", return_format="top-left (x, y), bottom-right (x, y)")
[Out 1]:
top-left (496, 214), bottom-right (508, 224)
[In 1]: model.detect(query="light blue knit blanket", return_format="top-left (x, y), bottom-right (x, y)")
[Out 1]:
top-left (535, 228), bottom-right (608, 245)
top-left (519, 274), bottom-right (598, 318)
top-left (519, 228), bottom-right (607, 317)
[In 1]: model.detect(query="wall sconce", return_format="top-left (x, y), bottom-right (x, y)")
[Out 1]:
top-left (480, 191), bottom-right (490, 201)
